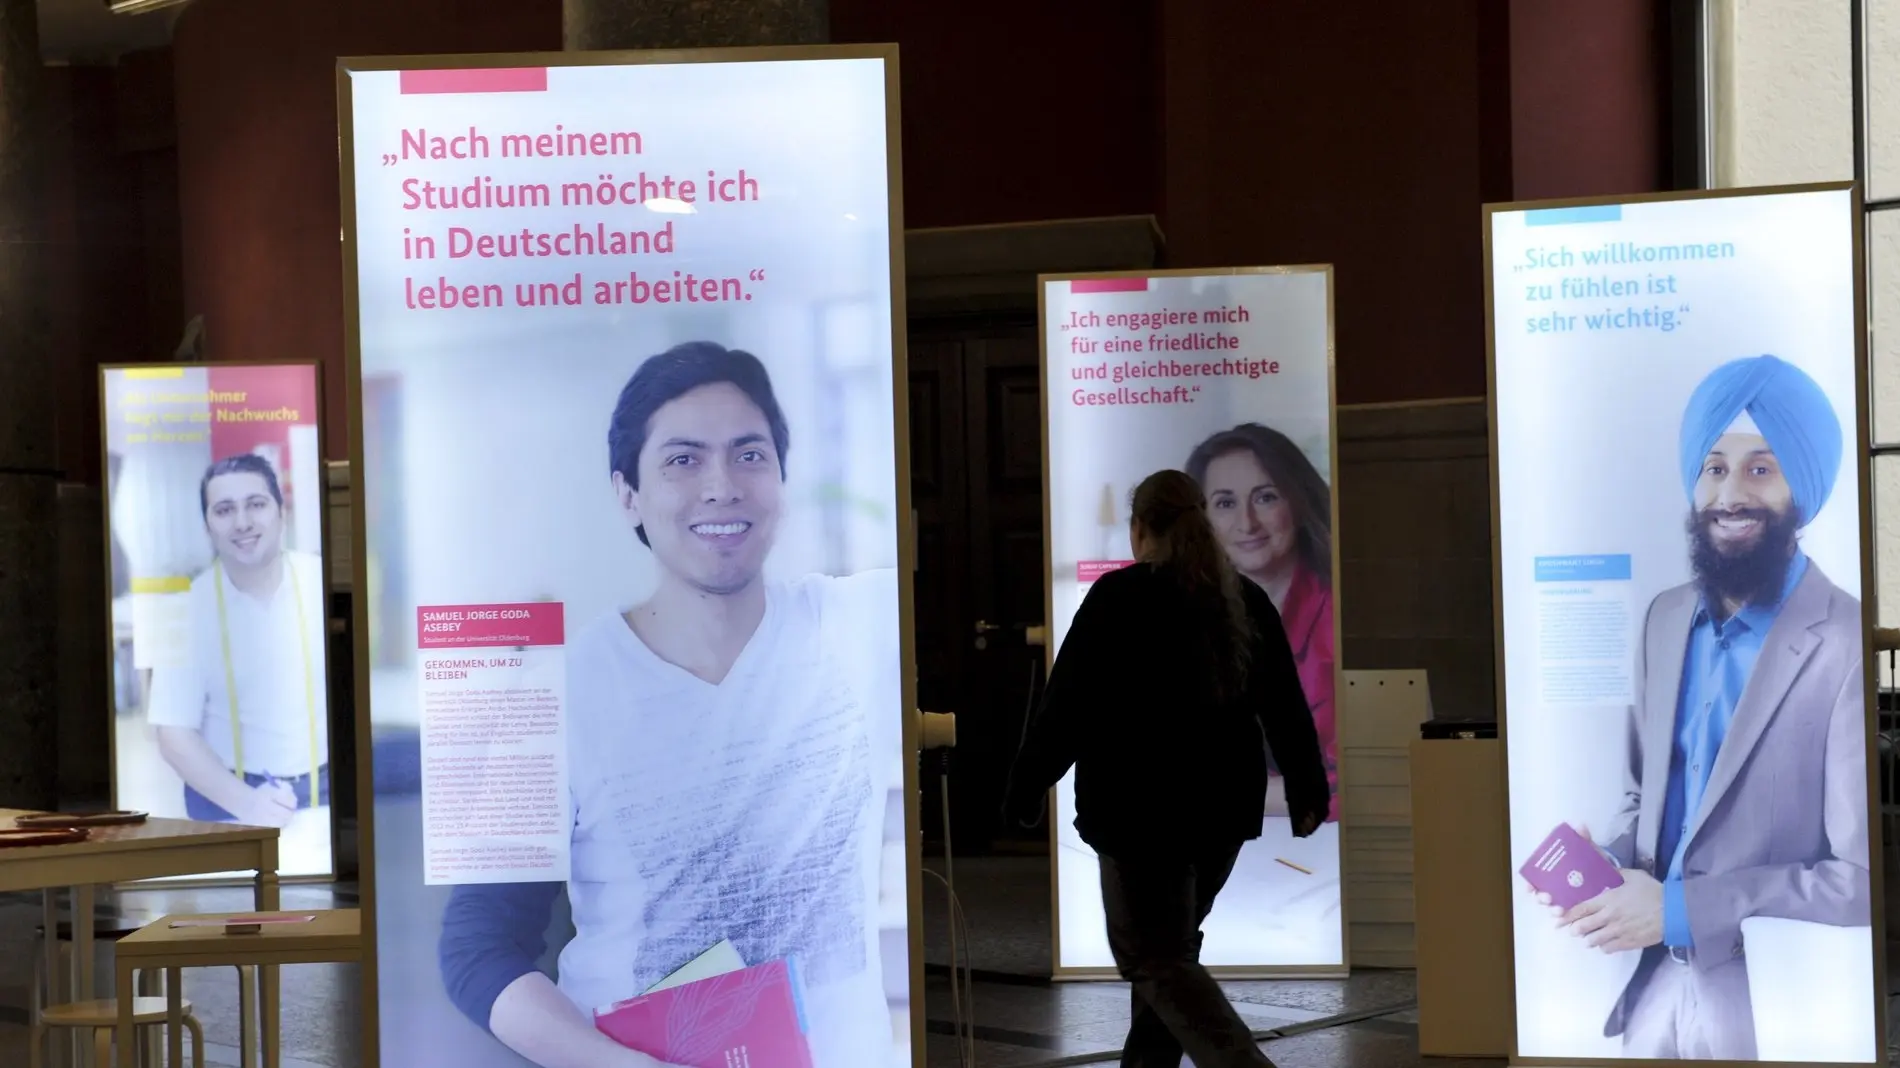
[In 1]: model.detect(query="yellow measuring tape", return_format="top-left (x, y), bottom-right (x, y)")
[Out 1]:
top-left (212, 554), bottom-right (321, 794)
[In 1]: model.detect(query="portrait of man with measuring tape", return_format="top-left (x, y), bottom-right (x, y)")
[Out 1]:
top-left (146, 452), bottom-right (329, 830)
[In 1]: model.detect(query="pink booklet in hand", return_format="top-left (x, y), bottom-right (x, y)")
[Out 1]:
top-left (1520, 823), bottom-right (1624, 910)
top-left (595, 957), bottom-right (812, 1068)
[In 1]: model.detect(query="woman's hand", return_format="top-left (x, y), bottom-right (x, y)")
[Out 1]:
top-left (1001, 785), bottom-right (1047, 831)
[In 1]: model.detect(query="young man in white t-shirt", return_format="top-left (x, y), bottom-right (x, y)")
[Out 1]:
top-left (146, 453), bottom-right (329, 828)
top-left (439, 342), bottom-right (903, 1068)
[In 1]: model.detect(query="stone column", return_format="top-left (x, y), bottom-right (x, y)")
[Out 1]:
top-left (0, 0), bottom-right (59, 809)
top-left (564, 0), bottom-right (827, 51)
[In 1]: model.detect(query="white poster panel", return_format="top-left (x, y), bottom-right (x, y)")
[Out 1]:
top-left (1041, 268), bottom-right (1342, 973)
top-left (343, 53), bottom-right (913, 1068)
top-left (1489, 186), bottom-right (1879, 1064)
top-left (102, 361), bottom-right (334, 880)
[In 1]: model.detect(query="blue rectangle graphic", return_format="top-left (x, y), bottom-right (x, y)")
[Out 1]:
top-left (1534, 554), bottom-right (1632, 583)
top-left (1524, 204), bottom-right (1624, 227)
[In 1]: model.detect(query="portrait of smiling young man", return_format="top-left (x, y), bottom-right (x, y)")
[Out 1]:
top-left (1531, 354), bottom-right (1870, 1061)
top-left (438, 341), bottom-right (904, 1068)
top-left (146, 452), bottom-right (330, 829)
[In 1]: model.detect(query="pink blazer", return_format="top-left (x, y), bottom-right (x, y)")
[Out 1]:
top-left (1277, 563), bottom-right (1338, 822)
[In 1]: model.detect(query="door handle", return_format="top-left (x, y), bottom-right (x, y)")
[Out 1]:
top-left (973, 620), bottom-right (1047, 649)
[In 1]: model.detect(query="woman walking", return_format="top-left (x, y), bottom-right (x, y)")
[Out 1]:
top-left (1007, 469), bottom-right (1329, 1068)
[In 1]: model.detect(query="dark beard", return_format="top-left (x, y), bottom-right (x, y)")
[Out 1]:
top-left (1687, 506), bottom-right (1800, 613)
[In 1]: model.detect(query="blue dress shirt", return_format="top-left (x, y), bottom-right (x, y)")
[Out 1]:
top-left (1656, 551), bottom-right (1807, 948)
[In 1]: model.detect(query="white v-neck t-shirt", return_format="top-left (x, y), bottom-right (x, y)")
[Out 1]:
top-left (146, 550), bottom-right (329, 778)
top-left (558, 568), bottom-right (902, 1068)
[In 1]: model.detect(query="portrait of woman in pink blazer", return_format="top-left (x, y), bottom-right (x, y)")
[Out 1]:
top-left (1187, 423), bottom-right (1338, 823)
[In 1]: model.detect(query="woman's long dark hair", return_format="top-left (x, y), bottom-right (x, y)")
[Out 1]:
top-left (1130, 469), bottom-right (1254, 700)
top-left (1184, 422), bottom-right (1333, 587)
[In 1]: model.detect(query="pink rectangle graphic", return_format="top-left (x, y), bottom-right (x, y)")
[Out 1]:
top-left (1077, 560), bottom-right (1136, 583)
top-left (400, 68), bottom-right (548, 95)
top-left (418, 603), bottom-right (565, 649)
top-left (1070, 278), bottom-right (1149, 294)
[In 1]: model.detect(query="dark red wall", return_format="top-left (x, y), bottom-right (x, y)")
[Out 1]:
top-left (830, 0), bottom-right (1161, 230)
top-left (1509, 0), bottom-right (1669, 201)
top-left (43, 50), bottom-right (183, 483)
top-left (1157, 0), bottom-right (1667, 403)
top-left (154, 0), bottom-right (1672, 449)
top-left (171, 0), bottom-right (563, 450)
top-left (1159, 1), bottom-right (1518, 404)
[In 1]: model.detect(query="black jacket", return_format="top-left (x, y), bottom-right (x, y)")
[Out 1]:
top-left (1004, 562), bottom-right (1329, 856)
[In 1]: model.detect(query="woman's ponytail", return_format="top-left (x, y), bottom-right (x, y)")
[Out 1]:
top-left (1129, 469), bottom-right (1253, 699)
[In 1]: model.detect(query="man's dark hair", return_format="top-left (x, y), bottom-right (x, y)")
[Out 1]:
top-left (199, 453), bottom-right (284, 518)
top-left (608, 341), bottom-right (790, 547)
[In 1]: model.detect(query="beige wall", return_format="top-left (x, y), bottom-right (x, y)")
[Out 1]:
top-left (1710, 0), bottom-right (1853, 189)
top-left (1713, 0), bottom-right (1900, 626)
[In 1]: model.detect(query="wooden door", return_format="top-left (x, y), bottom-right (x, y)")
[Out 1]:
top-left (909, 334), bottom-right (970, 851)
top-left (909, 317), bottom-right (1048, 853)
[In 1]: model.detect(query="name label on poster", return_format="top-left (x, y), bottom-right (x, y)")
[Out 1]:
top-left (417, 601), bottom-right (570, 885)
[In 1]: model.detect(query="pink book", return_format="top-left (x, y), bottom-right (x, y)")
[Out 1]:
top-left (594, 958), bottom-right (812, 1068)
top-left (167, 915), bottom-right (316, 928)
top-left (1519, 823), bottom-right (1624, 910)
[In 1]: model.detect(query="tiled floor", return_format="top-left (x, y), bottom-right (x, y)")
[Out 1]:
top-left (0, 852), bottom-right (1429, 1068)
top-left (913, 856), bottom-right (1433, 1068)
top-left (1, 852), bottom-right (1882, 1067)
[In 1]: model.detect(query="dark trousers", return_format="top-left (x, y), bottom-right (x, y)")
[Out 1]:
top-left (1100, 844), bottom-right (1272, 1068)
top-left (185, 764), bottom-right (330, 822)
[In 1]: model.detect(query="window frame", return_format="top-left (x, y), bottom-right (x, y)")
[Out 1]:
top-left (1857, 0), bottom-right (1900, 456)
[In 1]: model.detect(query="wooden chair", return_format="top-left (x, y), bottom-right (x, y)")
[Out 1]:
top-left (36, 915), bottom-right (165, 998)
top-left (31, 997), bottom-right (204, 1068)
top-left (33, 916), bottom-right (253, 1068)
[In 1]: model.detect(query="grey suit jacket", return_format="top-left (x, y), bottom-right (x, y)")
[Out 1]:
top-left (1599, 561), bottom-right (1870, 1035)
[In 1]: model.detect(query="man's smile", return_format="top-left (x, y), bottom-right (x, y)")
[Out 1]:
top-left (1707, 512), bottom-right (1763, 547)
top-left (690, 520), bottom-right (752, 541)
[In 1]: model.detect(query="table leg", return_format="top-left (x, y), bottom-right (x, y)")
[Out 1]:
top-left (137, 971), bottom-right (159, 1068)
top-left (74, 881), bottom-right (95, 1064)
top-left (256, 840), bottom-right (280, 1068)
top-left (237, 966), bottom-right (257, 1068)
top-left (114, 961), bottom-right (134, 1068)
top-left (73, 884), bottom-right (94, 1000)
top-left (166, 968), bottom-right (182, 1068)
top-left (65, 881), bottom-right (99, 1064)
top-left (39, 889), bottom-right (57, 996)
top-left (41, 891), bottom-right (63, 1068)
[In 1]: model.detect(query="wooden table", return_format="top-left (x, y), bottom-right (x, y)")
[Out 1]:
top-left (1408, 740), bottom-right (1511, 1057)
top-left (114, 910), bottom-right (361, 1068)
top-left (0, 810), bottom-right (281, 1068)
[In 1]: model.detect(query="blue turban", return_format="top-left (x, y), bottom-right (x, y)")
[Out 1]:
top-left (1679, 354), bottom-right (1843, 527)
